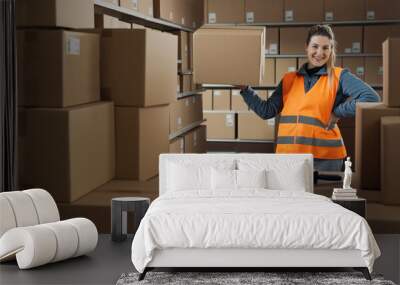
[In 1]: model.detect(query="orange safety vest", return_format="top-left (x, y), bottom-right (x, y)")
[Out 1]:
top-left (276, 67), bottom-right (347, 160)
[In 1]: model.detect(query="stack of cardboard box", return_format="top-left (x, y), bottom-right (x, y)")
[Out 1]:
top-left (356, 38), bottom-right (400, 205)
top-left (17, 0), bottom-right (115, 203)
top-left (154, 0), bottom-right (204, 29)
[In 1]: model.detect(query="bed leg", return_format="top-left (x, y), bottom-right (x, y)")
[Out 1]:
top-left (354, 267), bottom-right (371, 280)
top-left (138, 268), bottom-right (148, 281)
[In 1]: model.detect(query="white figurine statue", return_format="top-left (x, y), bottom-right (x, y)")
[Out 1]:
top-left (343, 157), bottom-right (353, 189)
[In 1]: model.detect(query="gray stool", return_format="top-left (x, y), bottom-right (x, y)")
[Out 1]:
top-left (111, 197), bottom-right (150, 242)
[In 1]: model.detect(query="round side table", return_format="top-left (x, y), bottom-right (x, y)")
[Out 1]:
top-left (111, 197), bottom-right (150, 242)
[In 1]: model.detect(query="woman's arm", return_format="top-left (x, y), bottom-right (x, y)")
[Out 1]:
top-left (333, 69), bottom-right (381, 118)
top-left (240, 82), bottom-right (283, 120)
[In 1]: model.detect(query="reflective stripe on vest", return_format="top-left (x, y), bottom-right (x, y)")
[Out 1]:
top-left (276, 67), bottom-right (347, 159)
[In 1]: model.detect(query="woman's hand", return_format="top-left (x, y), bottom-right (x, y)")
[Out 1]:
top-left (326, 113), bottom-right (340, 130)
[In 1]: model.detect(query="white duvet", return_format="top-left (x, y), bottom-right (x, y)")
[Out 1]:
top-left (131, 190), bottom-right (380, 273)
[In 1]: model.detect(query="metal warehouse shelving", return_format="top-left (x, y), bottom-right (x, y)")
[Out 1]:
top-left (94, 0), bottom-right (194, 32)
top-left (177, 89), bottom-right (205, 99)
top-left (235, 19), bottom-right (400, 27)
top-left (169, 120), bottom-right (206, 140)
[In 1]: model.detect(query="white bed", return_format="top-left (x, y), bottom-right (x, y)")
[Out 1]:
top-left (131, 154), bottom-right (380, 280)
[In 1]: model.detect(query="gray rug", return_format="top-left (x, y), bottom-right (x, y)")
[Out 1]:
top-left (116, 271), bottom-right (396, 285)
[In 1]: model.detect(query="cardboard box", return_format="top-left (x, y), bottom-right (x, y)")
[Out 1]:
top-left (95, 14), bottom-right (132, 29)
top-left (364, 25), bottom-right (400, 53)
top-left (276, 58), bottom-right (297, 83)
top-left (203, 111), bottom-right (236, 139)
top-left (169, 137), bottom-right (185, 153)
top-left (262, 58), bottom-right (276, 86)
top-left (333, 26), bottom-right (363, 54)
top-left (175, 31), bottom-right (190, 71)
top-left (193, 26), bottom-right (265, 85)
top-left (238, 111), bottom-right (275, 140)
top-left (16, 0), bottom-right (94, 29)
top-left (179, 75), bottom-right (193, 93)
top-left (265, 27), bottom-right (279, 55)
top-left (101, 29), bottom-right (177, 106)
top-left (342, 57), bottom-right (365, 81)
top-left (244, 0), bottom-right (284, 23)
top-left (170, 95), bottom-right (203, 134)
top-left (324, 0), bottom-right (365, 21)
top-left (139, 0), bottom-right (154, 17)
top-left (231, 89), bottom-right (248, 111)
top-left (203, 89), bottom-right (213, 110)
top-left (279, 27), bottom-right (308, 54)
top-left (184, 125), bottom-right (207, 153)
top-left (213, 89), bottom-right (231, 110)
top-left (383, 38), bottom-right (400, 107)
top-left (207, 0), bottom-right (245, 23)
top-left (192, 0), bottom-right (205, 29)
top-left (153, 0), bottom-right (178, 22)
top-left (18, 102), bottom-right (115, 202)
top-left (284, 0), bottom-right (324, 22)
top-left (17, 29), bottom-right (100, 107)
top-left (366, 0), bottom-right (400, 20)
top-left (116, 105), bottom-right (169, 180)
top-left (355, 102), bottom-right (400, 190)
top-left (365, 57), bottom-right (383, 86)
top-left (381, 116), bottom-right (400, 205)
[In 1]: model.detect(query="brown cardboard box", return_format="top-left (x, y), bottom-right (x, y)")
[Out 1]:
top-left (342, 57), bottom-right (365, 81)
top-left (204, 111), bottom-right (236, 139)
top-left (16, 0), bottom-right (94, 29)
top-left (95, 14), bottom-right (132, 29)
top-left (324, 0), bottom-right (365, 21)
top-left (193, 26), bottom-right (265, 85)
top-left (170, 95), bottom-right (203, 134)
top-left (184, 125), bottom-right (207, 153)
top-left (207, 0), bottom-right (245, 23)
top-left (355, 102), bottom-right (400, 190)
top-left (203, 89), bottom-right (213, 110)
top-left (169, 137), bottom-right (185, 153)
top-left (238, 111), bottom-right (275, 140)
top-left (192, 0), bottom-right (205, 29)
top-left (231, 89), bottom-right (248, 111)
top-left (213, 89), bottom-right (231, 110)
top-left (175, 31), bottom-right (190, 71)
top-left (17, 29), bottom-right (100, 107)
top-left (139, 0), bottom-right (154, 16)
top-left (279, 27), bottom-right (308, 54)
top-left (284, 0), bottom-right (324, 22)
top-left (18, 102), bottom-right (115, 202)
top-left (101, 29), bottom-right (177, 106)
top-left (365, 57), bottom-right (383, 86)
top-left (179, 75), bottom-right (193, 93)
top-left (333, 26), bottom-right (363, 54)
top-left (383, 38), bottom-right (400, 107)
top-left (366, 0), bottom-right (400, 20)
top-left (265, 27), bottom-right (279, 55)
top-left (262, 58), bottom-right (276, 86)
top-left (116, 105), bottom-right (169, 180)
top-left (153, 0), bottom-right (177, 22)
top-left (244, 0), bottom-right (284, 23)
top-left (381, 116), bottom-right (400, 205)
top-left (276, 58), bottom-right (297, 83)
top-left (364, 25), bottom-right (400, 53)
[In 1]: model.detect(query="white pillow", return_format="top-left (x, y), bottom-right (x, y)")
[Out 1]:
top-left (237, 169), bottom-right (267, 188)
top-left (238, 159), bottom-right (308, 191)
top-left (168, 162), bottom-right (211, 191)
top-left (211, 169), bottom-right (267, 190)
top-left (211, 168), bottom-right (236, 190)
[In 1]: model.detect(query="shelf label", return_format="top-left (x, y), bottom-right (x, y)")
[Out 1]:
top-left (288, 66), bottom-right (296, 72)
top-left (208, 13), bottom-right (216, 23)
top-left (185, 98), bottom-right (190, 107)
top-left (269, 43), bottom-right (278, 54)
top-left (344, 48), bottom-right (352, 54)
top-left (285, 10), bottom-right (293, 22)
top-left (214, 90), bottom-right (221, 96)
top-left (177, 117), bottom-right (182, 126)
top-left (131, 0), bottom-right (138, 10)
top-left (232, 90), bottom-right (240, 96)
top-left (352, 42), bottom-right (361, 53)
top-left (246, 12), bottom-right (254, 23)
top-left (267, 118), bottom-right (275, 126)
top-left (148, 7), bottom-right (153, 16)
top-left (181, 17), bottom-right (185, 25)
top-left (66, 36), bottom-right (80, 55)
top-left (325, 12), bottom-right (333, 21)
top-left (225, 114), bottom-right (234, 127)
top-left (169, 11), bottom-right (174, 21)
top-left (192, 21), bottom-right (197, 28)
top-left (367, 11), bottom-right (375, 20)
top-left (378, 66), bottom-right (383, 75)
top-left (356, 67), bottom-right (365, 76)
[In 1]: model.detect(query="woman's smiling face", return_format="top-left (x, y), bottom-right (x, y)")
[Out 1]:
top-left (306, 35), bottom-right (332, 68)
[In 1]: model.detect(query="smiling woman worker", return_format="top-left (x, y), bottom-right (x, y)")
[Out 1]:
top-left (239, 24), bottom-right (380, 171)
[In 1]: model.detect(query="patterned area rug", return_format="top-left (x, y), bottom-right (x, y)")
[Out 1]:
top-left (116, 271), bottom-right (396, 285)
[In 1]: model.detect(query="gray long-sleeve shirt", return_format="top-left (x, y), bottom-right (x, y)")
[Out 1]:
top-left (240, 64), bottom-right (381, 120)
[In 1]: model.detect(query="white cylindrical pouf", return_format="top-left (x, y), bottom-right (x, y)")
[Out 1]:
top-left (1, 192), bottom-right (39, 227)
top-left (0, 195), bottom-right (17, 238)
top-left (24, 189), bottom-right (60, 224)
